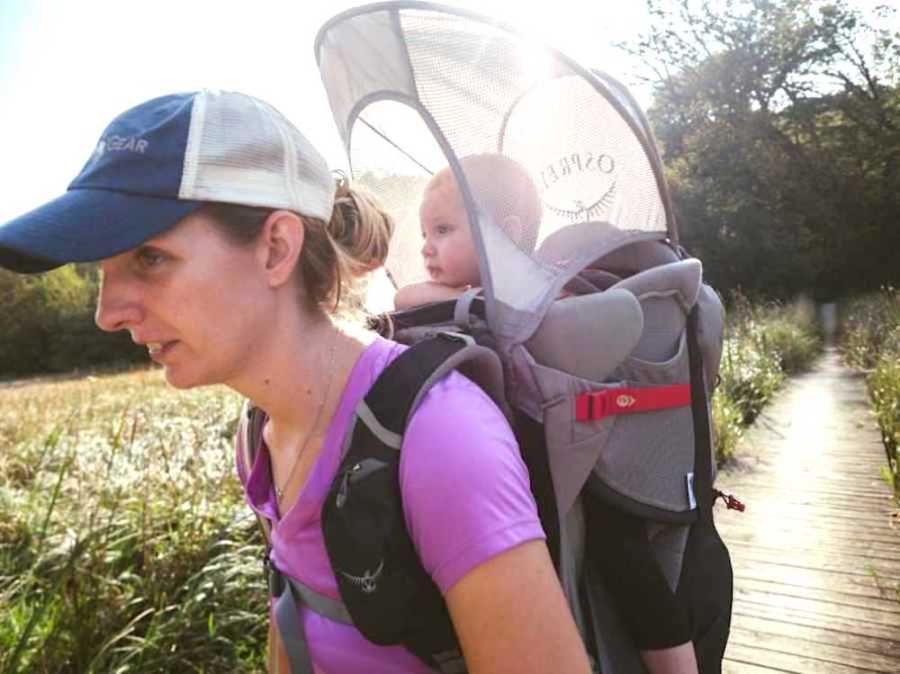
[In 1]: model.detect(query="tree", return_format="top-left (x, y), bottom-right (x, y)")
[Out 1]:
top-left (631, 0), bottom-right (900, 298)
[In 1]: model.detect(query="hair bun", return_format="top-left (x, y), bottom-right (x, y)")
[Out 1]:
top-left (327, 177), bottom-right (394, 278)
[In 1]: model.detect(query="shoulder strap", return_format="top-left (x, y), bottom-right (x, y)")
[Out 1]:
top-left (686, 306), bottom-right (714, 520)
top-left (360, 332), bottom-right (494, 439)
top-left (238, 399), bottom-right (272, 544)
top-left (321, 333), bottom-right (504, 673)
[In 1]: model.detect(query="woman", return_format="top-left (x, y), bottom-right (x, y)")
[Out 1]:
top-left (0, 90), bottom-right (591, 674)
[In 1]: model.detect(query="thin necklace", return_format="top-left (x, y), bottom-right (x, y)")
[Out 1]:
top-left (274, 338), bottom-right (338, 503)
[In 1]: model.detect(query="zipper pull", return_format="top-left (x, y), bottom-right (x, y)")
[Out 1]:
top-left (335, 464), bottom-right (358, 509)
top-left (713, 489), bottom-right (746, 512)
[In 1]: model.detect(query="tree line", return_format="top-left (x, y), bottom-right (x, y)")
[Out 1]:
top-left (634, 0), bottom-right (899, 299)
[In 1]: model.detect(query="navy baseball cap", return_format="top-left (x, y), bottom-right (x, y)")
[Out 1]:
top-left (0, 90), bottom-right (334, 273)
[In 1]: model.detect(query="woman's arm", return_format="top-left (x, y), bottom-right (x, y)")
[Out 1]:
top-left (267, 617), bottom-right (289, 674)
top-left (445, 540), bottom-right (592, 674)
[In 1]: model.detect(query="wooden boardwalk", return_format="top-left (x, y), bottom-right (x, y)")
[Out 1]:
top-left (715, 349), bottom-right (900, 673)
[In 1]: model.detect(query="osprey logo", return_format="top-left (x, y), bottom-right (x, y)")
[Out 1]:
top-left (616, 394), bottom-right (637, 409)
top-left (340, 560), bottom-right (385, 594)
top-left (538, 150), bottom-right (618, 223)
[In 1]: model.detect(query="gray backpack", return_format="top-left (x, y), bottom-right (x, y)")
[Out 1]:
top-left (236, 3), bottom-right (741, 672)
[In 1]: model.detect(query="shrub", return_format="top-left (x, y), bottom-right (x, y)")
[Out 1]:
top-left (840, 288), bottom-right (900, 499)
top-left (712, 292), bottom-right (823, 462)
top-left (0, 267), bottom-right (145, 378)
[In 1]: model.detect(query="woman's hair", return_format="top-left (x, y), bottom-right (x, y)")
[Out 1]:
top-left (201, 176), bottom-right (394, 318)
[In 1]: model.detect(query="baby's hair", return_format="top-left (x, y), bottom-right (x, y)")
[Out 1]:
top-left (432, 153), bottom-right (542, 253)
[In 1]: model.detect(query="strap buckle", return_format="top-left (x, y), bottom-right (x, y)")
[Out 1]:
top-left (575, 384), bottom-right (692, 422)
top-left (264, 550), bottom-right (285, 597)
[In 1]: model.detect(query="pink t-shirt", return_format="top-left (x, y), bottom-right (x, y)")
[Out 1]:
top-left (236, 336), bottom-right (544, 673)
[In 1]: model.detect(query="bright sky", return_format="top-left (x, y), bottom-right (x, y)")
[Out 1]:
top-left (0, 0), bottom-right (653, 224)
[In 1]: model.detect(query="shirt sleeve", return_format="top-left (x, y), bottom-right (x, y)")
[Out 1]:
top-left (399, 372), bottom-right (546, 594)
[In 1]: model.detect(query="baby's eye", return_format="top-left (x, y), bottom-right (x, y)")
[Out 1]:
top-left (435, 224), bottom-right (451, 235)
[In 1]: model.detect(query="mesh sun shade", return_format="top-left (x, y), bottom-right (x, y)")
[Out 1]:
top-left (316, 2), bottom-right (675, 334)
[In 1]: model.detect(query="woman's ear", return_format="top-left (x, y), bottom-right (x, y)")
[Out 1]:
top-left (258, 210), bottom-right (304, 288)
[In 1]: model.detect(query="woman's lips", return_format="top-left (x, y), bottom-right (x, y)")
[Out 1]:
top-left (147, 341), bottom-right (176, 361)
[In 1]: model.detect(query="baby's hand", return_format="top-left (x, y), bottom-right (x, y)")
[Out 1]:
top-left (394, 281), bottom-right (472, 310)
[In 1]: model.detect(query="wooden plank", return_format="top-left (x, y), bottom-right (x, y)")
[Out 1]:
top-left (730, 614), bottom-right (900, 663)
top-left (732, 602), bottom-right (900, 642)
top-left (724, 640), bottom-right (871, 673)
top-left (734, 584), bottom-right (900, 622)
top-left (727, 623), bottom-right (900, 672)
top-left (731, 559), bottom-right (896, 599)
top-left (723, 660), bottom-right (792, 674)
top-left (720, 528), bottom-right (900, 552)
top-left (724, 541), bottom-right (900, 578)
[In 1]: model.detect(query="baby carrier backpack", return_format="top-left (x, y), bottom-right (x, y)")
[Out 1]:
top-left (239, 3), bottom-right (741, 672)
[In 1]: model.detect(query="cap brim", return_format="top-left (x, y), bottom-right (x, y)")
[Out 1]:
top-left (0, 188), bottom-right (203, 273)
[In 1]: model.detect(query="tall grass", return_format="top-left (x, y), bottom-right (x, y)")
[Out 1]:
top-left (841, 288), bottom-right (900, 498)
top-left (713, 294), bottom-right (823, 462)
top-left (0, 371), bottom-right (265, 674)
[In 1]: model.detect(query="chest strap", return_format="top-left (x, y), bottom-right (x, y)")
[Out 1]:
top-left (267, 555), bottom-right (465, 674)
top-left (267, 554), bottom-right (353, 674)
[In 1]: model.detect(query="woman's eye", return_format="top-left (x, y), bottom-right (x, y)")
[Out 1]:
top-left (136, 248), bottom-right (166, 269)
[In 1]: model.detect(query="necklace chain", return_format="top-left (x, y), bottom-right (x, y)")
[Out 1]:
top-left (274, 338), bottom-right (338, 503)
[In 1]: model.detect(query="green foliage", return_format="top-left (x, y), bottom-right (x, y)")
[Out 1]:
top-left (0, 372), bottom-right (265, 673)
top-left (841, 288), bottom-right (900, 498)
top-left (0, 268), bottom-right (146, 378)
top-left (713, 293), bottom-right (822, 461)
top-left (635, 0), bottom-right (900, 298)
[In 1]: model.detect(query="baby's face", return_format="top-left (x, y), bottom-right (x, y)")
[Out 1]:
top-left (419, 175), bottom-right (481, 288)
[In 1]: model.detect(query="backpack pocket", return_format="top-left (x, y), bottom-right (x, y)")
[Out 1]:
top-left (322, 452), bottom-right (453, 648)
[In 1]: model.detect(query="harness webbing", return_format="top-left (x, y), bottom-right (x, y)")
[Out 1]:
top-left (575, 384), bottom-right (691, 421)
top-left (269, 556), bottom-right (355, 674)
top-left (686, 306), bottom-right (714, 520)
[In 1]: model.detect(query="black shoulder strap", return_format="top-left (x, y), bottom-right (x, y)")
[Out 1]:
top-left (687, 306), bottom-right (714, 520)
top-left (322, 334), bottom-right (472, 673)
top-left (363, 333), bottom-right (473, 436)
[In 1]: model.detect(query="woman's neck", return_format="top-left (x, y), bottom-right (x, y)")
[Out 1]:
top-left (228, 308), bottom-right (374, 440)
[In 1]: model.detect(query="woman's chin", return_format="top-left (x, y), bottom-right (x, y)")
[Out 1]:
top-left (162, 366), bottom-right (208, 390)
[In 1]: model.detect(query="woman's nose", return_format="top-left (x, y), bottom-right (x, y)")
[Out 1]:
top-left (94, 270), bottom-right (142, 333)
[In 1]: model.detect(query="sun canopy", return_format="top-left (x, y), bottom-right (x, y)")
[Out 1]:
top-left (316, 1), bottom-right (676, 339)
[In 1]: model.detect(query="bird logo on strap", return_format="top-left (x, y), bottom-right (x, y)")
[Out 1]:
top-left (340, 560), bottom-right (385, 594)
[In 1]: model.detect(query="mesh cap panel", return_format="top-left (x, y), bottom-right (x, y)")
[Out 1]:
top-left (181, 91), bottom-right (333, 220)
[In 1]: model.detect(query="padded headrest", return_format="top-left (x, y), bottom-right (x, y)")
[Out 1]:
top-left (526, 288), bottom-right (643, 382)
top-left (608, 259), bottom-right (703, 362)
top-left (594, 240), bottom-right (680, 274)
top-left (609, 259), bottom-right (702, 309)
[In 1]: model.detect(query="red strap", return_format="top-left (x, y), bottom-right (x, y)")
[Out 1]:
top-left (575, 384), bottom-right (692, 421)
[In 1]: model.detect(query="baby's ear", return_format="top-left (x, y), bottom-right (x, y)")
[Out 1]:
top-left (500, 214), bottom-right (523, 247)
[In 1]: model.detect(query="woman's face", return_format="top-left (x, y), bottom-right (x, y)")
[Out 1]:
top-left (95, 210), bottom-right (271, 389)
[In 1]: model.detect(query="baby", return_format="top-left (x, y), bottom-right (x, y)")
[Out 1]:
top-left (394, 153), bottom-right (542, 310)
